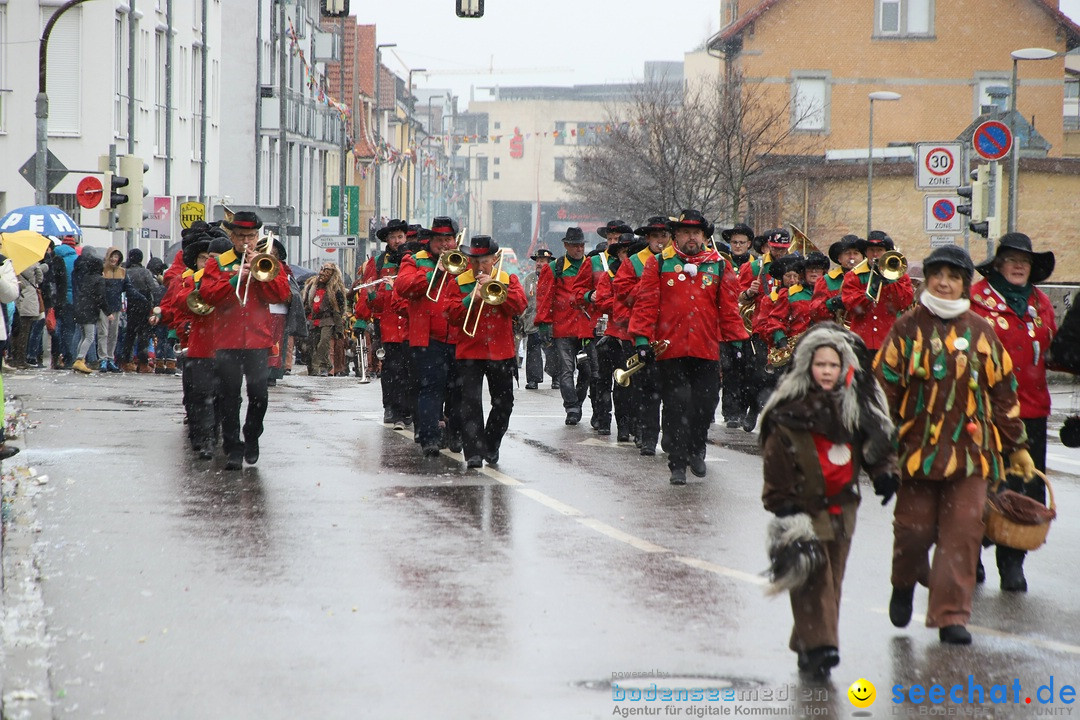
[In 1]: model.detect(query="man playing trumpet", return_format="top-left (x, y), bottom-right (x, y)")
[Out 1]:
top-left (199, 211), bottom-right (292, 470)
top-left (446, 236), bottom-right (527, 468)
top-left (840, 230), bottom-right (913, 357)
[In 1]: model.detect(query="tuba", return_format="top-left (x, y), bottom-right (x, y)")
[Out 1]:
top-left (789, 223), bottom-right (825, 257)
top-left (767, 330), bottom-right (806, 371)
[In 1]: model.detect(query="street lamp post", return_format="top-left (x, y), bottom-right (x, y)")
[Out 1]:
top-left (403, 68), bottom-right (426, 220)
top-left (467, 147), bottom-right (486, 233)
top-left (866, 91), bottom-right (902, 238)
top-left (423, 94), bottom-right (445, 221)
top-left (36, 0), bottom-right (94, 205)
top-left (1008, 47), bottom-right (1057, 233)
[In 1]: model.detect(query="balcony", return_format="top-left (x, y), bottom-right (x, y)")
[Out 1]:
top-left (260, 88), bottom-right (342, 148)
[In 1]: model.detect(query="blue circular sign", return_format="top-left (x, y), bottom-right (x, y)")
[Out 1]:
top-left (932, 199), bottom-right (956, 222)
top-left (973, 121), bottom-right (1012, 161)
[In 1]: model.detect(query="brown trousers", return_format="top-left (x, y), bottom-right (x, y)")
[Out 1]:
top-left (789, 512), bottom-right (853, 653)
top-left (891, 474), bottom-right (985, 628)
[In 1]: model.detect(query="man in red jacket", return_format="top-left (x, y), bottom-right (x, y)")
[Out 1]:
top-left (628, 210), bottom-right (748, 485)
top-left (199, 211), bottom-right (292, 470)
top-left (840, 230), bottom-right (914, 358)
top-left (446, 236), bottom-right (527, 468)
top-left (395, 216), bottom-right (464, 456)
top-left (366, 219), bottom-right (412, 427)
top-left (536, 227), bottom-right (594, 425)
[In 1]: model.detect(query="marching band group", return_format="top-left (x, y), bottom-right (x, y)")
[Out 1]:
top-left (152, 204), bottom-right (1063, 679)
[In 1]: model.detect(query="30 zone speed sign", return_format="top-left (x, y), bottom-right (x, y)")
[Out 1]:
top-left (915, 142), bottom-right (962, 190)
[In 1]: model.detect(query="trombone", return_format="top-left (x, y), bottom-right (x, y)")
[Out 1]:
top-left (462, 251), bottom-right (507, 338)
top-left (613, 340), bottom-right (670, 387)
top-left (425, 227), bottom-right (469, 302)
top-left (237, 230), bottom-right (282, 306)
top-left (866, 250), bottom-right (907, 303)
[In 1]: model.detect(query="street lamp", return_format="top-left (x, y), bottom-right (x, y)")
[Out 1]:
top-left (373, 42), bottom-right (396, 233)
top-left (467, 147), bottom-right (486, 233)
top-left (407, 67), bottom-right (427, 102)
top-left (1008, 47), bottom-right (1057, 233)
top-left (423, 94), bottom-right (445, 220)
top-left (866, 91), bottom-right (902, 238)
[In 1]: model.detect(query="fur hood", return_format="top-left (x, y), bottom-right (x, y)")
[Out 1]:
top-left (760, 322), bottom-right (895, 468)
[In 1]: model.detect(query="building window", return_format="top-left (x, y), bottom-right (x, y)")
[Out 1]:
top-left (1066, 78), bottom-right (1080, 131)
top-left (576, 122), bottom-right (601, 146)
top-left (494, 157), bottom-right (500, 165)
top-left (555, 121), bottom-right (567, 146)
top-left (554, 157), bottom-right (566, 181)
top-left (40, 7), bottom-right (82, 136)
top-left (476, 156), bottom-right (488, 181)
top-left (493, 171), bottom-right (500, 180)
top-left (192, 45), bottom-right (202, 159)
top-left (155, 30), bottom-right (166, 154)
top-left (975, 75), bottom-right (1010, 116)
top-left (0, 5), bottom-right (7, 133)
top-left (791, 73), bottom-right (829, 133)
top-left (876, 0), bottom-right (933, 37)
top-left (494, 121), bottom-right (500, 130)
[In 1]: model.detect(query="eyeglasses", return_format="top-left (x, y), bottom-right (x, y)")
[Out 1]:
top-left (1001, 255), bottom-right (1032, 267)
top-left (233, 232), bottom-right (260, 240)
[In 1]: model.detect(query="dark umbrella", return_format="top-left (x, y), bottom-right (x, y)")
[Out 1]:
top-left (290, 264), bottom-right (316, 284)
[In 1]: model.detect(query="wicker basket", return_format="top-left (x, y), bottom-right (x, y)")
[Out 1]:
top-left (984, 470), bottom-right (1056, 552)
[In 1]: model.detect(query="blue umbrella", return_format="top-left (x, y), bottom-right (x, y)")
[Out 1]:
top-left (0, 205), bottom-right (82, 237)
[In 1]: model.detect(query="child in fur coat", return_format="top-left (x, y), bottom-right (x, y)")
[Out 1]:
top-left (759, 322), bottom-right (898, 679)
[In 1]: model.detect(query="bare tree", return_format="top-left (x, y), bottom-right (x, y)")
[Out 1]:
top-left (568, 72), bottom-right (821, 225)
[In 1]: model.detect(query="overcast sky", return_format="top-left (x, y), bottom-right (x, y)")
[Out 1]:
top-left (358, 0), bottom-right (1080, 112)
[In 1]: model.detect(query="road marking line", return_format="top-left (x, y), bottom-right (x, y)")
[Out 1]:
top-left (675, 556), bottom-right (767, 586)
top-left (1047, 453), bottom-right (1080, 466)
top-left (514, 487), bottom-right (582, 517)
top-left (576, 518), bottom-right (670, 553)
top-left (869, 608), bottom-right (1080, 655)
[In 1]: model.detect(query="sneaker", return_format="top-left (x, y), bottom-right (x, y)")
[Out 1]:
top-left (565, 411), bottom-right (581, 426)
top-left (108, 360), bottom-right (122, 373)
top-left (224, 450), bottom-right (244, 471)
top-left (689, 454), bottom-right (707, 478)
top-left (640, 446), bottom-right (656, 457)
top-left (939, 625), bottom-right (972, 645)
top-left (669, 467), bottom-right (687, 485)
top-left (889, 586), bottom-right (915, 628)
top-left (466, 456), bottom-right (483, 468)
top-left (525, 382), bottom-right (538, 390)
top-left (72, 358), bottom-right (93, 374)
top-left (0, 445), bottom-right (20, 461)
top-left (99, 360), bottom-right (110, 372)
top-left (393, 419), bottom-right (406, 431)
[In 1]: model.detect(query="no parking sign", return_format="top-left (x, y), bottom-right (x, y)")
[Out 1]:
top-left (924, 195), bottom-right (963, 233)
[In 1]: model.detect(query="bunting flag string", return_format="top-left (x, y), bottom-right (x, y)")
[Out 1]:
top-left (286, 19), bottom-right (350, 121)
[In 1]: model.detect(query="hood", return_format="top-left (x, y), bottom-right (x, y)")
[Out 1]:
top-left (81, 255), bottom-right (105, 274)
top-left (54, 243), bottom-right (77, 259)
top-left (105, 245), bottom-right (124, 264)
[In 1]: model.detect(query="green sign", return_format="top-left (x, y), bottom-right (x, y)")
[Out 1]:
top-left (329, 186), bottom-right (360, 235)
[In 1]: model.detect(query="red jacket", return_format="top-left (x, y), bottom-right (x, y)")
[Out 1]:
top-left (970, 278), bottom-right (1057, 418)
top-left (535, 255), bottom-right (593, 339)
top-left (840, 261), bottom-right (914, 351)
top-left (738, 253), bottom-right (782, 339)
top-left (446, 270), bottom-right (527, 360)
top-left (364, 251), bottom-right (408, 343)
top-left (160, 271), bottom-right (216, 359)
top-left (628, 246), bottom-right (747, 361)
top-left (198, 248), bottom-right (291, 351)
top-left (809, 268), bottom-right (846, 324)
top-left (394, 250), bottom-right (459, 347)
top-left (163, 250), bottom-right (186, 289)
top-left (574, 251), bottom-right (633, 341)
top-left (763, 284), bottom-right (814, 345)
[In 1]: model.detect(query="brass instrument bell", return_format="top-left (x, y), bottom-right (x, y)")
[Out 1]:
top-left (186, 289), bottom-right (215, 316)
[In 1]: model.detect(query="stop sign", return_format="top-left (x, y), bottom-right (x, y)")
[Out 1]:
top-left (76, 176), bottom-right (104, 209)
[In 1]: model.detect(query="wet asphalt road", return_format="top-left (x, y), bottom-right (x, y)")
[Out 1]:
top-left (3, 367), bottom-right (1080, 719)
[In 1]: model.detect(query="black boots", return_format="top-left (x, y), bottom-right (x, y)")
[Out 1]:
top-left (997, 547), bottom-right (1028, 592)
top-left (939, 625), bottom-right (972, 645)
top-left (799, 646), bottom-right (840, 679)
top-left (889, 586), bottom-right (915, 628)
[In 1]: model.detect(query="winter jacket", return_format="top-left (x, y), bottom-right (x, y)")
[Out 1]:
top-left (841, 261), bottom-right (914, 351)
top-left (16, 263), bottom-right (45, 317)
top-left (72, 256), bottom-right (110, 325)
top-left (124, 262), bottom-right (159, 312)
top-left (198, 248), bottom-right (292, 350)
top-left (102, 246), bottom-right (126, 314)
top-left (395, 250), bottom-right (456, 347)
top-left (535, 256), bottom-right (593, 339)
top-left (0, 259), bottom-right (21, 342)
top-left (54, 243), bottom-right (78, 304)
top-left (446, 270), bottom-right (527, 360)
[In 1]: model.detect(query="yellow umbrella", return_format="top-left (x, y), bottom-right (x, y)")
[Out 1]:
top-left (0, 230), bottom-right (53, 275)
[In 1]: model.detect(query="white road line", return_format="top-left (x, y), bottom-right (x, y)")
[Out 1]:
top-left (869, 608), bottom-right (1080, 655)
top-left (674, 556), bottom-right (767, 586)
top-left (1047, 453), bottom-right (1080, 466)
top-left (576, 517), bottom-right (670, 553)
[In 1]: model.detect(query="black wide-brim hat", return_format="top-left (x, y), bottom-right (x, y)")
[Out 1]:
top-left (828, 234), bottom-right (867, 264)
top-left (183, 239), bottom-right (211, 271)
top-left (530, 248), bottom-right (554, 261)
top-left (376, 218), bottom-right (410, 241)
top-left (597, 220), bottom-right (633, 239)
top-left (272, 239), bottom-right (287, 262)
top-left (803, 251), bottom-right (830, 272)
top-left (635, 216), bottom-right (672, 236)
top-left (865, 230), bottom-right (895, 251)
top-left (722, 223), bottom-right (755, 242)
top-left (606, 232), bottom-right (636, 251)
top-left (562, 227), bottom-right (585, 244)
top-left (976, 232), bottom-right (1055, 284)
top-left (429, 216), bottom-right (460, 238)
top-left (768, 253), bottom-right (805, 281)
top-left (668, 209), bottom-right (714, 238)
top-left (464, 235), bottom-right (500, 257)
top-left (224, 211), bottom-right (262, 232)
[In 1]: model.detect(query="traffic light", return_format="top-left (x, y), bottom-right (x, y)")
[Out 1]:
top-left (956, 165), bottom-right (989, 236)
top-left (115, 155), bottom-right (148, 231)
top-left (320, 0), bottom-right (349, 17)
top-left (456, 0), bottom-right (483, 17)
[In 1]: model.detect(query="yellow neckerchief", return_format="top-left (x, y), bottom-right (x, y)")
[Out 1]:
top-left (827, 266), bottom-right (844, 279)
top-left (788, 283), bottom-right (804, 294)
top-left (456, 268), bottom-right (511, 287)
top-left (181, 268), bottom-right (194, 278)
top-left (660, 245), bottom-right (677, 260)
top-left (217, 248), bottom-right (239, 268)
top-left (193, 268), bottom-right (205, 283)
top-left (852, 258), bottom-right (871, 275)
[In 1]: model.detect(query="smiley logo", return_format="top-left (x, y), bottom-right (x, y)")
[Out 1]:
top-left (847, 678), bottom-right (876, 708)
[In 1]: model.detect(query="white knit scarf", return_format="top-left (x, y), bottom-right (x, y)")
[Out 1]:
top-left (920, 291), bottom-right (970, 319)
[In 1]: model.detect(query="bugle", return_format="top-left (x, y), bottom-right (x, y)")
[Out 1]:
top-left (462, 251), bottom-right (507, 338)
top-left (613, 340), bottom-right (670, 387)
top-left (238, 231), bottom-right (282, 306)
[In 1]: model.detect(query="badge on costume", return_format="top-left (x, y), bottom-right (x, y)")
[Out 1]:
top-left (997, 317), bottom-right (1009, 330)
top-left (667, 279), bottom-right (674, 287)
top-left (677, 273), bottom-right (686, 281)
top-left (954, 337), bottom-right (969, 352)
top-left (930, 337), bottom-right (943, 354)
top-left (674, 264), bottom-right (683, 273)
top-left (827, 443), bottom-right (852, 466)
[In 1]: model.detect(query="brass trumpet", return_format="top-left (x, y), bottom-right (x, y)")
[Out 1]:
top-left (186, 289), bottom-right (215, 316)
top-left (238, 232), bottom-right (282, 306)
top-left (425, 228), bottom-right (469, 302)
top-left (613, 340), bottom-right (670, 387)
top-left (462, 251), bottom-right (507, 338)
top-left (866, 250), bottom-right (907, 303)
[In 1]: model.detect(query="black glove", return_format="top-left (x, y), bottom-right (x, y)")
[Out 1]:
top-left (632, 344), bottom-right (656, 365)
top-left (772, 501), bottom-right (801, 518)
top-left (825, 296), bottom-right (844, 313)
top-left (873, 473), bottom-right (900, 506)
